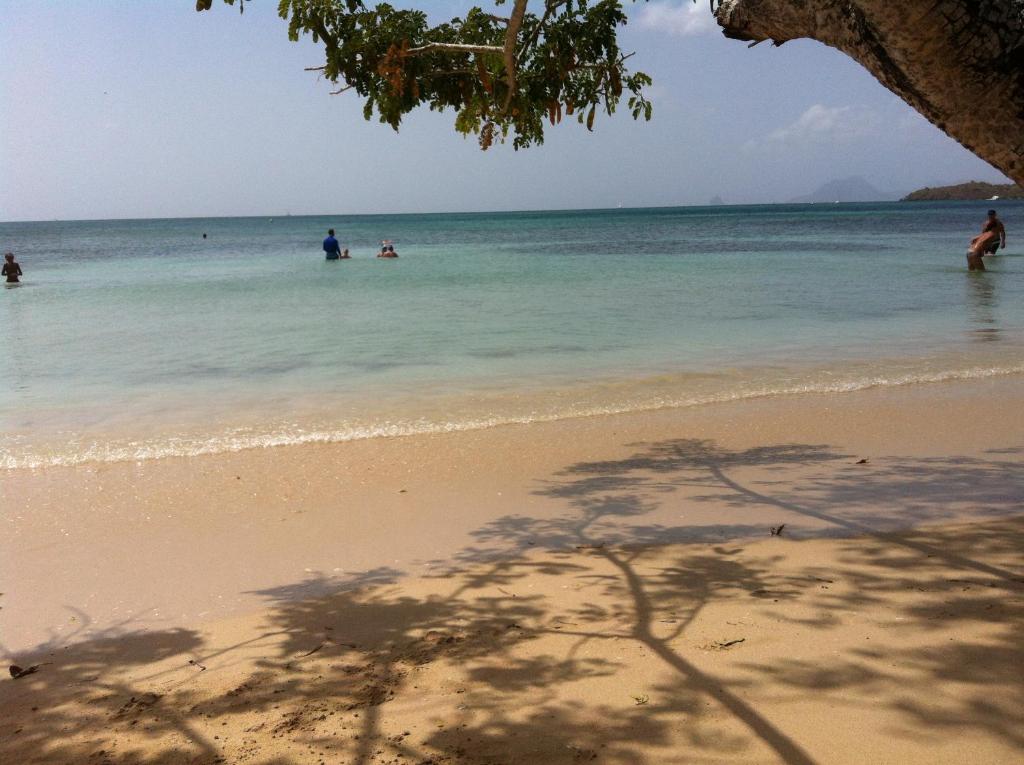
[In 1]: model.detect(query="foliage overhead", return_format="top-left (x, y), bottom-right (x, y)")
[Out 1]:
top-left (197, 0), bottom-right (656, 149)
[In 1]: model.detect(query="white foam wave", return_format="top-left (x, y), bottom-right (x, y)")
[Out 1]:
top-left (4, 362), bottom-right (1023, 470)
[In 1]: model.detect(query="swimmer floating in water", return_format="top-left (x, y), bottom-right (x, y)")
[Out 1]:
top-left (3, 252), bottom-right (23, 284)
top-left (378, 242), bottom-right (398, 258)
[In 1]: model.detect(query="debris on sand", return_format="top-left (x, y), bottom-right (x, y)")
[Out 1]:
top-left (9, 664), bottom-right (41, 680)
top-left (770, 524), bottom-right (786, 537)
top-left (699, 637), bottom-right (746, 651)
top-left (298, 643), bottom-right (325, 658)
top-left (714, 638), bottom-right (745, 649)
top-left (113, 693), bottom-right (161, 719)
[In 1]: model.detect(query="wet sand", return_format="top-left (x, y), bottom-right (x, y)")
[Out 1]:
top-left (2, 377), bottom-right (1023, 763)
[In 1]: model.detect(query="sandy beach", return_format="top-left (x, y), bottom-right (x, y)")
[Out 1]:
top-left (6, 2), bottom-right (1024, 763)
top-left (2, 377), bottom-right (1023, 764)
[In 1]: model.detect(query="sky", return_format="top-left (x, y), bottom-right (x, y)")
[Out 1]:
top-left (0, 0), bottom-right (1010, 221)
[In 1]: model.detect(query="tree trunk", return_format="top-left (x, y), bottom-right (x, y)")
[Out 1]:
top-left (715, 0), bottom-right (1024, 185)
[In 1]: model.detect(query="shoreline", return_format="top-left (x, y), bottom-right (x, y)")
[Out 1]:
top-left (5, 357), bottom-right (1024, 471)
top-left (1, 371), bottom-right (1022, 761)
top-left (3, 518), bottom-right (1023, 765)
top-left (3, 375), bottom-right (1022, 652)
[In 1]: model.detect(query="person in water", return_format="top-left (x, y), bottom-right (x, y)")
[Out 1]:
top-left (980, 209), bottom-right (1006, 255)
top-left (967, 210), bottom-right (1007, 270)
top-left (3, 252), bottom-right (23, 283)
top-left (323, 229), bottom-right (343, 260)
top-left (378, 243), bottom-right (398, 258)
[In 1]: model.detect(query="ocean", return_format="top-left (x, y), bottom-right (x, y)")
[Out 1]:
top-left (2, 201), bottom-right (1023, 469)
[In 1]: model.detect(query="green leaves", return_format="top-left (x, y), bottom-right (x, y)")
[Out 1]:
top-left (201, 1), bottom-right (656, 149)
top-left (199, 0), bottom-right (245, 13)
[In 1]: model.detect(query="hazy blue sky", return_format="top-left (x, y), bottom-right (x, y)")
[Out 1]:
top-left (1, 1), bottom-right (1009, 220)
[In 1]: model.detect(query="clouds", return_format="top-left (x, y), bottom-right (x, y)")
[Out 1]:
top-left (741, 104), bottom-right (882, 153)
top-left (636, 1), bottom-right (716, 37)
top-left (767, 104), bottom-right (881, 144)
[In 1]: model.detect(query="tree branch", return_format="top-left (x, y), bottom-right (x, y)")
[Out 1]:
top-left (519, 0), bottom-right (569, 60)
top-left (501, 0), bottom-right (530, 115)
top-left (429, 69), bottom-right (477, 77)
top-left (406, 42), bottom-right (504, 56)
top-left (310, 15), bottom-right (337, 54)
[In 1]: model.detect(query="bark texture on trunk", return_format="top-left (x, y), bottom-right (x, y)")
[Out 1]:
top-left (716, 0), bottom-right (1024, 184)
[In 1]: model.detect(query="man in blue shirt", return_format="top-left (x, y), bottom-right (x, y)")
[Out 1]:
top-left (323, 229), bottom-right (343, 260)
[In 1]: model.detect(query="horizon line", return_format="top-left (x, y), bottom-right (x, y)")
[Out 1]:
top-left (0, 198), bottom-right (955, 226)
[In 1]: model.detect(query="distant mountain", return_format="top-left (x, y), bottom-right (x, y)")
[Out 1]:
top-left (788, 176), bottom-right (898, 204)
top-left (707, 195), bottom-right (726, 206)
top-left (902, 181), bottom-right (1024, 201)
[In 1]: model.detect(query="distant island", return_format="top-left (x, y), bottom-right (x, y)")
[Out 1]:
top-left (902, 181), bottom-right (1024, 201)
top-left (788, 176), bottom-right (899, 204)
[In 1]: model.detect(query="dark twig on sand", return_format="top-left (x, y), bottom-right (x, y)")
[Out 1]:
top-left (298, 643), bottom-right (325, 658)
top-left (715, 638), bottom-right (746, 649)
top-left (9, 664), bottom-right (42, 679)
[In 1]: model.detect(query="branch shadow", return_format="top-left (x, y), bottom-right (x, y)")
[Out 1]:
top-left (3, 437), bottom-right (1022, 764)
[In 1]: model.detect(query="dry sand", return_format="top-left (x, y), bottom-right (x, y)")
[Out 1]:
top-left (1, 377), bottom-right (1023, 764)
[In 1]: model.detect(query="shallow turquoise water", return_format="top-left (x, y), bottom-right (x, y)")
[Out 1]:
top-left (3, 202), bottom-right (1024, 467)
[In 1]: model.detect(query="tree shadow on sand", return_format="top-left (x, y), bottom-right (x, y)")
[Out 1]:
top-left (2, 439), bottom-right (1022, 764)
top-left (512, 438), bottom-right (1024, 760)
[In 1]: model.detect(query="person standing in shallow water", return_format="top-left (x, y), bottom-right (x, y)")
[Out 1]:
top-left (967, 210), bottom-right (1007, 271)
top-left (3, 252), bottom-right (23, 284)
top-left (323, 229), bottom-right (343, 261)
top-left (980, 209), bottom-right (1006, 255)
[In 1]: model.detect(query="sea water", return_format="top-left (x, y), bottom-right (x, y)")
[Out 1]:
top-left (2, 201), bottom-right (1023, 468)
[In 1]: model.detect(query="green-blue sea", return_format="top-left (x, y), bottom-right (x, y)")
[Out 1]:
top-left (3, 201), bottom-right (1023, 469)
